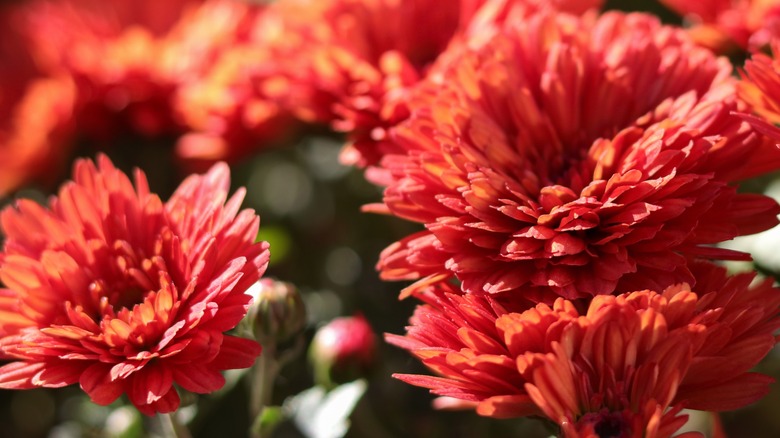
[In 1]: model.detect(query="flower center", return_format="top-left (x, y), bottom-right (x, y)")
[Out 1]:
top-left (108, 285), bottom-right (146, 311)
top-left (594, 414), bottom-right (628, 438)
top-left (82, 240), bottom-right (164, 318)
top-left (577, 410), bottom-right (631, 438)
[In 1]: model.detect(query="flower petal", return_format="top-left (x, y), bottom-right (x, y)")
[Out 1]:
top-left (172, 364), bottom-right (226, 394)
top-left (0, 361), bottom-right (44, 389)
top-left (80, 363), bottom-right (124, 406)
top-left (208, 335), bottom-right (261, 370)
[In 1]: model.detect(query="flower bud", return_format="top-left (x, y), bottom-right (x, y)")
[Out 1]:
top-left (244, 279), bottom-right (307, 345)
top-left (308, 314), bottom-right (377, 388)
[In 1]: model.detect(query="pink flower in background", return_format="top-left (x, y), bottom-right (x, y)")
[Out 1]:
top-left (375, 11), bottom-right (780, 300)
top-left (309, 314), bottom-right (377, 388)
top-left (0, 155), bottom-right (269, 415)
top-left (194, 0), bottom-right (477, 170)
top-left (389, 263), bottom-right (780, 437)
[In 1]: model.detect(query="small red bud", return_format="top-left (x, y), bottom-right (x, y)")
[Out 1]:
top-left (308, 314), bottom-right (377, 388)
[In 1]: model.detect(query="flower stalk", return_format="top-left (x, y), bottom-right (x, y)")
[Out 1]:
top-left (250, 342), bottom-right (278, 438)
top-left (159, 413), bottom-right (192, 438)
top-left (244, 279), bottom-right (307, 437)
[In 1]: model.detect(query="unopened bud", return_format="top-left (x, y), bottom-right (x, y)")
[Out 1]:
top-left (308, 314), bottom-right (377, 388)
top-left (244, 279), bottom-right (307, 345)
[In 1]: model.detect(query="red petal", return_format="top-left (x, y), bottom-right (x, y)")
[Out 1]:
top-left (165, 330), bottom-right (222, 362)
top-left (208, 335), bottom-right (261, 370)
top-left (130, 363), bottom-right (173, 407)
top-left (110, 360), bottom-right (149, 380)
top-left (680, 373), bottom-right (775, 411)
top-left (477, 395), bottom-right (541, 419)
top-left (204, 293), bottom-right (253, 332)
top-left (80, 363), bottom-right (124, 405)
top-left (156, 320), bottom-right (186, 351)
top-left (172, 364), bottom-right (226, 394)
top-left (31, 361), bottom-right (85, 387)
top-left (135, 386), bottom-right (181, 416)
top-left (0, 361), bottom-right (44, 389)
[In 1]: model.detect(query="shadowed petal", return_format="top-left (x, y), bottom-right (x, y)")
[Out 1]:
top-left (209, 335), bottom-right (262, 370)
top-left (172, 364), bottom-right (226, 394)
top-left (80, 363), bottom-right (124, 406)
top-left (0, 362), bottom-right (45, 389)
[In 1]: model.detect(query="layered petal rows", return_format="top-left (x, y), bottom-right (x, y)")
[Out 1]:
top-left (389, 263), bottom-right (780, 436)
top-left (0, 155), bottom-right (269, 414)
top-left (376, 11), bottom-right (780, 300)
top-left (2, 0), bottom-right (780, 435)
top-left (379, 8), bottom-right (780, 437)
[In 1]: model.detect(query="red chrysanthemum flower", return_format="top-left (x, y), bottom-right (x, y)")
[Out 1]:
top-left (660, 0), bottom-right (780, 52)
top-left (738, 41), bottom-right (780, 141)
top-left (17, 0), bottom-right (264, 155)
top-left (173, 6), bottom-right (303, 168)
top-left (388, 262), bottom-right (780, 437)
top-left (0, 155), bottom-right (269, 415)
top-left (261, 0), bottom-right (604, 169)
top-left (19, 0), bottom-right (197, 142)
top-left (375, 11), bottom-right (780, 300)
top-left (0, 5), bottom-right (76, 196)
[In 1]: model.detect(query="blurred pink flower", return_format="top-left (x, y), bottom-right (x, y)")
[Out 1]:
top-left (0, 155), bottom-right (269, 414)
top-left (21, 0), bottom-right (201, 141)
top-left (309, 314), bottom-right (377, 387)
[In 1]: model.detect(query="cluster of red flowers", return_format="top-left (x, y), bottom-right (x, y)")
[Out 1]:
top-left (0, 0), bottom-right (608, 195)
top-left (0, 0), bottom-right (278, 194)
top-left (360, 1), bottom-right (780, 437)
top-left (3, 0), bottom-right (780, 435)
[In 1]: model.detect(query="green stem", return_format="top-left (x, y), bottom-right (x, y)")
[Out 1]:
top-left (250, 342), bottom-right (279, 438)
top-left (159, 412), bottom-right (192, 438)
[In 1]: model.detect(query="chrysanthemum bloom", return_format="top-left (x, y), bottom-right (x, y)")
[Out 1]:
top-left (0, 6), bottom-right (76, 196)
top-left (388, 263), bottom-right (780, 437)
top-left (19, 0), bottom-right (195, 142)
top-left (375, 11), bottom-right (780, 300)
top-left (738, 41), bottom-right (780, 142)
top-left (182, 0), bottom-right (472, 169)
top-left (173, 6), bottom-right (303, 167)
top-left (0, 155), bottom-right (269, 415)
top-left (258, 0), bottom-right (604, 170)
top-left (18, 0), bottom-right (263, 153)
top-left (660, 0), bottom-right (780, 52)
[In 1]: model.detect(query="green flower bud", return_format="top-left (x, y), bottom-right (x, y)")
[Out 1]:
top-left (244, 279), bottom-right (307, 345)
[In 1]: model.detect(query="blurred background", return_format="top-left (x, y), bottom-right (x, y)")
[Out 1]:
top-left (2, 0), bottom-right (780, 437)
